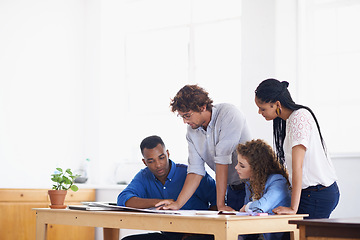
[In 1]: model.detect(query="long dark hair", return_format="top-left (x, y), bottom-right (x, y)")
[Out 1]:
top-left (255, 79), bottom-right (326, 165)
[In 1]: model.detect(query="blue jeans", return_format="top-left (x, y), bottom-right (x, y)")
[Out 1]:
top-left (297, 181), bottom-right (340, 219)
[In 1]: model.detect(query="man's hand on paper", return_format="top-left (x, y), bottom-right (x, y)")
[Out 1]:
top-left (154, 199), bottom-right (175, 210)
top-left (156, 200), bottom-right (181, 210)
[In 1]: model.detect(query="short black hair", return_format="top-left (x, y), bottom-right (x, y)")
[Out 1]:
top-left (140, 135), bottom-right (165, 155)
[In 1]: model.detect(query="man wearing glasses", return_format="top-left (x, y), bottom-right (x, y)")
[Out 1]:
top-left (158, 85), bottom-right (251, 212)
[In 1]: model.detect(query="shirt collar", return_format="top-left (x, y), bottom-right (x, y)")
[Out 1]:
top-left (195, 105), bottom-right (218, 132)
top-left (208, 105), bottom-right (218, 129)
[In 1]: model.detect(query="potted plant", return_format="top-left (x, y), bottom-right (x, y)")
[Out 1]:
top-left (48, 167), bottom-right (80, 209)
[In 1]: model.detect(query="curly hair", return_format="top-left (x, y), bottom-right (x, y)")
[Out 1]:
top-left (236, 139), bottom-right (290, 201)
top-left (170, 85), bottom-right (213, 113)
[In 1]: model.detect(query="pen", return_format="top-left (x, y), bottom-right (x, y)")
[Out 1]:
top-left (156, 203), bottom-right (166, 208)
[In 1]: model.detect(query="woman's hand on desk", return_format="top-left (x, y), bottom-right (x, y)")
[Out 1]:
top-left (239, 205), bottom-right (246, 212)
top-left (272, 206), bottom-right (297, 215)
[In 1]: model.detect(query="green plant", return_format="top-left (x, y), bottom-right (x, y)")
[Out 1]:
top-left (51, 168), bottom-right (80, 191)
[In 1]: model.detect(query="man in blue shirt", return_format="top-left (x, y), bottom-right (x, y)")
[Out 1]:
top-left (118, 135), bottom-right (216, 240)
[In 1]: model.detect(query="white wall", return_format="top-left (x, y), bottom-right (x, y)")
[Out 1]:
top-left (0, 0), bottom-right (358, 220)
top-left (331, 156), bottom-right (360, 218)
top-left (0, 0), bottom-right (87, 187)
top-left (241, 0), bottom-right (276, 144)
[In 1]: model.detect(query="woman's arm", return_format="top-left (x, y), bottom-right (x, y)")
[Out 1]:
top-left (273, 145), bottom-right (305, 214)
top-left (290, 145), bottom-right (305, 212)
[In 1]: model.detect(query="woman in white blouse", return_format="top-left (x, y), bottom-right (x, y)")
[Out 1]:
top-left (254, 78), bottom-right (339, 219)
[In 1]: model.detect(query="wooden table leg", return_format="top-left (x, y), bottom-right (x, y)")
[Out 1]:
top-left (35, 221), bottom-right (47, 240)
top-left (103, 228), bottom-right (120, 240)
top-left (290, 228), bottom-right (300, 240)
top-left (298, 226), bottom-right (306, 240)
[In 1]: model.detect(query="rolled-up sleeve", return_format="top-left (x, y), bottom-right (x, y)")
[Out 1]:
top-left (186, 133), bottom-right (206, 176)
top-left (117, 172), bottom-right (147, 206)
top-left (213, 107), bottom-right (249, 165)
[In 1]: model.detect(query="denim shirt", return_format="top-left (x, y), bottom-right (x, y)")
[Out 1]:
top-left (245, 174), bottom-right (291, 214)
top-left (117, 160), bottom-right (216, 210)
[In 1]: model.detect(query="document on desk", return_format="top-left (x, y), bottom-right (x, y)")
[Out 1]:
top-left (219, 211), bottom-right (269, 216)
top-left (69, 202), bottom-right (267, 216)
top-left (69, 202), bottom-right (182, 214)
top-left (68, 205), bottom-right (121, 211)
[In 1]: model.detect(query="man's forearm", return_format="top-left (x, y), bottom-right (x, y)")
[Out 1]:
top-left (215, 163), bottom-right (228, 208)
top-left (125, 197), bottom-right (164, 209)
top-left (174, 173), bottom-right (203, 208)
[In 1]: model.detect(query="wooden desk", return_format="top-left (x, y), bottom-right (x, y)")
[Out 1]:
top-left (289, 217), bottom-right (360, 240)
top-left (34, 208), bottom-right (306, 240)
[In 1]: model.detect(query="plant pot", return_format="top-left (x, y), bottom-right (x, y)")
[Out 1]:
top-left (48, 190), bottom-right (67, 209)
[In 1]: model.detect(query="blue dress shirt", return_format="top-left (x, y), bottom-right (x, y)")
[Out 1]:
top-left (117, 160), bottom-right (216, 210)
top-left (244, 174), bottom-right (291, 214)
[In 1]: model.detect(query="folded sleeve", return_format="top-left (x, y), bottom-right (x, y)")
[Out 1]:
top-left (186, 133), bottom-right (206, 176)
top-left (214, 107), bottom-right (250, 164)
top-left (117, 171), bottom-right (148, 206)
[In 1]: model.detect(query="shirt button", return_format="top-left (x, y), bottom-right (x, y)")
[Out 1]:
top-left (163, 187), bottom-right (166, 190)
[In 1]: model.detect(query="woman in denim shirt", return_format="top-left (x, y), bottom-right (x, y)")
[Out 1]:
top-left (235, 139), bottom-right (291, 240)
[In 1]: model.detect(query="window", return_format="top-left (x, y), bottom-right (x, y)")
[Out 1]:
top-left (114, 0), bottom-right (242, 169)
top-left (298, 0), bottom-right (360, 154)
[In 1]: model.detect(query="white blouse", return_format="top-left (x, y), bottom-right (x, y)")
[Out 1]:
top-left (283, 108), bottom-right (337, 189)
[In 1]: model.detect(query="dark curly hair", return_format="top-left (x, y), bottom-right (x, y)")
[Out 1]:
top-left (236, 139), bottom-right (290, 201)
top-left (170, 85), bottom-right (213, 113)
